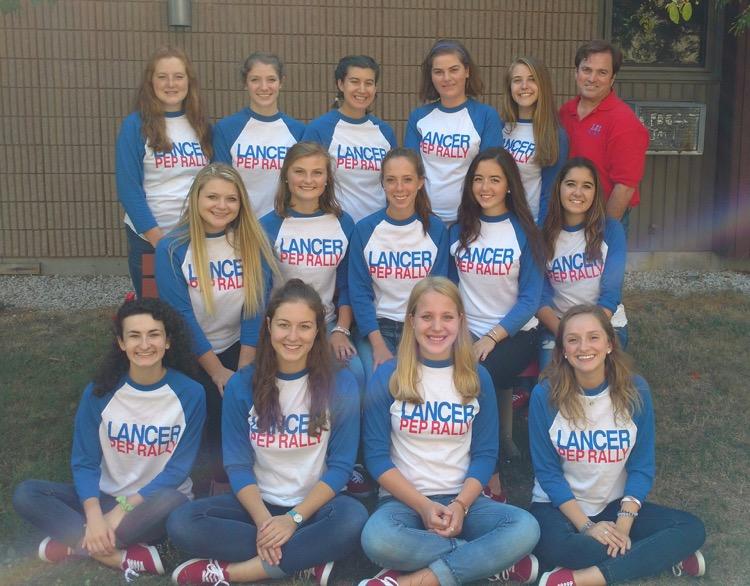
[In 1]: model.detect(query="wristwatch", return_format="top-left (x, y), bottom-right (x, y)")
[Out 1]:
top-left (287, 509), bottom-right (303, 525)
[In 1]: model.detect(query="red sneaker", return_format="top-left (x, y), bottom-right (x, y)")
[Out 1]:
top-left (512, 388), bottom-right (530, 410)
top-left (490, 554), bottom-right (539, 583)
top-left (347, 464), bottom-right (375, 498)
top-left (482, 485), bottom-right (508, 503)
top-left (38, 537), bottom-right (72, 563)
top-left (673, 550), bottom-right (706, 577)
top-left (121, 543), bottom-right (165, 577)
top-left (298, 561), bottom-right (334, 585)
top-left (172, 558), bottom-right (230, 585)
top-left (357, 568), bottom-right (402, 586)
top-left (538, 567), bottom-right (576, 586)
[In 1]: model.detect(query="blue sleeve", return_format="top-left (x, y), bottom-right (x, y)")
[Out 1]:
top-left (429, 218), bottom-right (450, 278)
top-left (447, 224), bottom-right (460, 284)
top-left (281, 113), bottom-right (306, 141)
top-left (155, 236), bottom-right (213, 356)
top-left (598, 219), bottom-right (626, 313)
top-left (301, 114), bottom-right (335, 148)
top-left (71, 384), bottom-right (105, 502)
top-left (624, 376), bottom-right (656, 502)
top-left (466, 367), bottom-right (499, 484)
top-left (239, 258), bottom-right (272, 347)
top-left (260, 212), bottom-right (283, 250)
top-left (529, 381), bottom-right (577, 506)
top-left (321, 370), bottom-right (360, 492)
top-left (348, 219), bottom-right (379, 336)
top-left (470, 101), bottom-right (503, 150)
top-left (498, 219), bottom-right (543, 335)
top-left (404, 108), bottom-right (422, 152)
top-left (115, 113), bottom-right (156, 234)
top-left (539, 273), bottom-right (555, 310)
top-left (335, 213), bottom-right (356, 308)
top-left (222, 368), bottom-right (258, 493)
top-left (538, 127), bottom-right (569, 225)
top-left (138, 375), bottom-right (207, 497)
top-left (362, 361), bottom-right (397, 480)
top-left (212, 117), bottom-right (236, 165)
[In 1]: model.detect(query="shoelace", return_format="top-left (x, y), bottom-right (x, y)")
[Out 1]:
top-left (672, 561), bottom-right (684, 576)
top-left (350, 469), bottom-right (366, 484)
top-left (380, 577), bottom-right (400, 586)
top-left (123, 567), bottom-right (140, 583)
top-left (202, 560), bottom-right (230, 585)
top-left (487, 566), bottom-right (514, 582)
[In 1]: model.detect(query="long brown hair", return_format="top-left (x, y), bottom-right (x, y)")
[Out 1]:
top-left (419, 39), bottom-right (484, 103)
top-left (274, 142), bottom-right (342, 217)
top-left (252, 279), bottom-right (334, 435)
top-left (542, 158), bottom-right (606, 263)
top-left (500, 56), bottom-right (560, 167)
top-left (390, 277), bottom-right (479, 404)
top-left (456, 148), bottom-right (544, 267)
top-left (380, 147), bottom-right (433, 235)
top-left (135, 46), bottom-right (212, 159)
top-left (542, 305), bottom-right (641, 427)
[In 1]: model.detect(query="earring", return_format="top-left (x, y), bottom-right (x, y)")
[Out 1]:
top-left (564, 354), bottom-right (568, 359)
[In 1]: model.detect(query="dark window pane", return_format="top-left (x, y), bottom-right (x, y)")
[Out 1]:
top-left (612, 0), bottom-right (707, 66)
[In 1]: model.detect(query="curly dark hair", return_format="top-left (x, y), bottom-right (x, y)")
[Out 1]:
top-left (92, 297), bottom-right (195, 396)
top-left (252, 279), bottom-right (335, 436)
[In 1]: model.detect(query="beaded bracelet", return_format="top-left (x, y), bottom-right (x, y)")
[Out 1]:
top-left (579, 520), bottom-right (595, 534)
top-left (617, 510), bottom-right (638, 519)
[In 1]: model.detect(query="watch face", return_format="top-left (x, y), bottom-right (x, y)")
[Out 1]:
top-left (292, 512), bottom-right (303, 524)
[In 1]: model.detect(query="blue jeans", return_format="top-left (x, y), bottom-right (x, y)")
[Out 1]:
top-left (360, 495), bottom-right (540, 586)
top-left (538, 324), bottom-right (629, 372)
top-left (125, 225), bottom-right (155, 299)
top-left (12, 479), bottom-right (187, 550)
top-left (530, 500), bottom-right (705, 583)
top-left (354, 318), bottom-right (404, 383)
top-left (326, 321), bottom-right (365, 395)
top-left (167, 493), bottom-right (368, 578)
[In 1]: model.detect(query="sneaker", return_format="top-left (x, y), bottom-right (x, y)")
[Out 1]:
top-left (172, 558), bottom-right (229, 585)
top-left (538, 567), bottom-right (576, 586)
top-left (512, 388), bottom-right (530, 410)
top-left (489, 554), bottom-right (539, 583)
top-left (357, 568), bottom-right (401, 586)
top-left (482, 485), bottom-right (508, 503)
top-left (347, 464), bottom-right (375, 498)
top-left (298, 561), bottom-right (334, 585)
top-left (38, 537), bottom-right (72, 563)
top-left (121, 543), bottom-right (165, 576)
top-left (673, 550), bottom-right (706, 577)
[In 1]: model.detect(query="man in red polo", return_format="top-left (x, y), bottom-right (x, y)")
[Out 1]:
top-left (559, 40), bottom-right (649, 233)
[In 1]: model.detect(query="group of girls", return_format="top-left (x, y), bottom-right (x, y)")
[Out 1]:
top-left (12, 39), bottom-right (706, 586)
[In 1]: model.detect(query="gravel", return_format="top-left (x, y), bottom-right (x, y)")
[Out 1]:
top-left (0, 271), bottom-right (748, 311)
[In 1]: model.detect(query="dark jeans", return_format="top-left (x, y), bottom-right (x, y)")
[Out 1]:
top-left (530, 500), bottom-right (705, 584)
top-left (125, 225), bottom-right (155, 299)
top-left (194, 341), bottom-right (241, 482)
top-left (479, 328), bottom-right (538, 390)
top-left (354, 318), bottom-right (404, 382)
top-left (167, 493), bottom-right (368, 578)
top-left (12, 479), bottom-right (187, 550)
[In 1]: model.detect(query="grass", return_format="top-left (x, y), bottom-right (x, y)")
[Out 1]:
top-left (0, 292), bottom-right (748, 585)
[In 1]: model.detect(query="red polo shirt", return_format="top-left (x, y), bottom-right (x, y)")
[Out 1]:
top-left (559, 91), bottom-right (649, 206)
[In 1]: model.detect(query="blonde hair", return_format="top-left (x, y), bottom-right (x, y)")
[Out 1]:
top-left (389, 277), bottom-right (479, 404)
top-left (541, 305), bottom-right (641, 428)
top-left (172, 163), bottom-right (278, 316)
top-left (500, 56), bottom-right (559, 167)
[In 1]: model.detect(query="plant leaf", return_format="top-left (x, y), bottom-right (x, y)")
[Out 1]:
top-left (668, 3), bottom-right (680, 23)
top-left (681, 1), bottom-right (693, 21)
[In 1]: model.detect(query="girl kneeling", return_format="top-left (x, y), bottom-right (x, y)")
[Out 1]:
top-left (13, 298), bottom-right (206, 580)
top-left (359, 277), bottom-right (540, 586)
top-left (167, 279), bottom-right (367, 585)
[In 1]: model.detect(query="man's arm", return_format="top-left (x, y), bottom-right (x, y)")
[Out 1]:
top-left (606, 183), bottom-right (635, 220)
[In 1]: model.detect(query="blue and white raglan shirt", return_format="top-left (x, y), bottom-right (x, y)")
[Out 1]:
top-left (155, 230), bottom-right (271, 356)
top-left (213, 108), bottom-right (305, 218)
top-left (261, 209), bottom-right (355, 324)
top-left (222, 366), bottom-right (359, 506)
top-left (529, 376), bottom-right (655, 516)
top-left (71, 369), bottom-right (206, 501)
top-left (449, 212), bottom-right (543, 338)
top-left (404, 99), bottom-right (503, 223)
top-left (302, 110), bottom-right (397, 223)
top-left (116, 111), bottom-right (209, 238)
top-left (363, 358), bottom-right (498, 497)
top-left (541, 218), bottom-right (627, 327)
top-left (502, 122), bottom-right (568, 224)
top-left (349, 210), bottom-right (449, 336)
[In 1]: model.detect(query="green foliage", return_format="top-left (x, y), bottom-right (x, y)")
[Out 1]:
top-left (665, 0), bottom-right (697, 24)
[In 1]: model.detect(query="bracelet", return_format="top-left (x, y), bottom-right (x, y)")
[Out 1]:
top-left (621, 496), bottom-right (642, 508)
top-left (331, 325), bottom-right (351, 337)
top-left (116, 495), bottom-right (134, 513)
top-left (617, 510), bottom-right (638, 519)
top-left (450, 497), bottom-right (470, 516)
top-left (484, 329), bottom-right (499, 344)
top-left (579, 520), bottom-right (595, 534)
